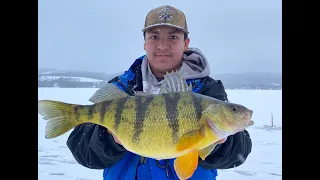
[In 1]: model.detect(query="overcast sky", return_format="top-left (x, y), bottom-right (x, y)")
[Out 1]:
top-left (38, 0), bottom-right (282, 75)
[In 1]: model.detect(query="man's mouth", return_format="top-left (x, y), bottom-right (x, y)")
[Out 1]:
top-left (155, 54), bottom-right (172, 57)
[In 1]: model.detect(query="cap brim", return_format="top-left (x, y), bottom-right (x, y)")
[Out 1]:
top-left (142, 23), bottom-right (189, 34)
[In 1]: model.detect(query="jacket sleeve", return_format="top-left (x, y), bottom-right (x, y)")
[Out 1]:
top-left (66, 123), bottom-right (127, 169)
top-left (198, 130), bottom-right (252, 169)
top-left (197, 77), bottom-right (252, 169)
top-left (66, 77), bottom-right (128, 169)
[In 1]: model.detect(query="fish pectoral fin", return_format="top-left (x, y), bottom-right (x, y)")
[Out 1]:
top-left (198, 143), bottom-right (217, 161)
top-left (176, 126), bottom-right (206, 152)
top-left (174, 151), bottom-right (199, 180)
top-left (89, 83), bottom-right (128, 103)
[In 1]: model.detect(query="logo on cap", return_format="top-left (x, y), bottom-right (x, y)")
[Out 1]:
top-left (158, 6), bottom-right (175, 22)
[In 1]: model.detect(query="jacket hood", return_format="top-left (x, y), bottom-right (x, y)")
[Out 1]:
top-left (141, 47), bottom-right (211, 94)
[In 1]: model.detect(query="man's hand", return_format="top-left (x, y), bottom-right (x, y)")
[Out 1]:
top-left (215, 129), bottom-right (245, 144)
top-left (108, 129), bottom-right (122, 145)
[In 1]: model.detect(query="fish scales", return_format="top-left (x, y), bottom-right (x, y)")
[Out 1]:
top-left (133, 95), bottom-right (154, 143)
top-left (43, 91), bottom-right (216, 159)
top-left (177, 93), bottom-right (205, 143)
top-left (110, 97), bottom-right (137, 144)
top-left (117, 92), bottom-right (207, 158)
top-left (99, 100), bottom-right (113, 124)
top-left (73, 100), bottom-right (120, 132)
top-left (69, 92), bottom-right (206, 158)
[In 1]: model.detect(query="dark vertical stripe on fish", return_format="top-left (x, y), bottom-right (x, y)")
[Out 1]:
top-left (192, 95), bottom-right (203, 121)
top-left (114, 97), bottom-right (129, 132)
top-left (164, 93), bottom-right (180, 143)
top-left (87, 105), bottom-right (95, 120)
top-left (74, 106), bottom-right (80, 121)
top-left (100, 101), bottom-right (112, 124)
top-left (133, 96), bottom-right (154, 143)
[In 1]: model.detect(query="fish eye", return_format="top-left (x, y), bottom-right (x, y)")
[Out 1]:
top-left (232, 107), bottom-right (237, 112)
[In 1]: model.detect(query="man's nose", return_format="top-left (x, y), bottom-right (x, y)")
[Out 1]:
top-left (157, 38), bottom-right (169, 50)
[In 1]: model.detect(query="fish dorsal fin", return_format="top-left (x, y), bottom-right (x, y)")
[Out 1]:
top-left (134, 91), bottom-right (151, 96)
top-left (159, 71), bottom-right (193, 94)
top-left (89, 83), bottom-right (129, 103)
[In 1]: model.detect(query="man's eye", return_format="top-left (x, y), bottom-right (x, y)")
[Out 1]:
top-left (170, 36), bottom-right (177, 39)
top-left (151, 36), bottom-right (159, 39)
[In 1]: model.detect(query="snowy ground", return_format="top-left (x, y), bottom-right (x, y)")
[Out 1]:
top-left (38, 88), bottom-right (282, 180)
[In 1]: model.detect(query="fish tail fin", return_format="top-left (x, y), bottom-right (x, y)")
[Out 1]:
top-left (38, 100), bottom-right (76, 139)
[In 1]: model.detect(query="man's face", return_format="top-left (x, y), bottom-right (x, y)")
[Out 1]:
top-left (144, 26), bottom-right (190, 77)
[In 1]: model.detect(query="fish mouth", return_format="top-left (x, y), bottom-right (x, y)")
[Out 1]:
top-left (241, 110), bottom-right (254, 127)
top-left (247, 120), bottom-right (254, 126)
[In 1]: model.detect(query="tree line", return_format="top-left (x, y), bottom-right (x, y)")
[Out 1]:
top-left (38, 77), bottom-right (281, 90)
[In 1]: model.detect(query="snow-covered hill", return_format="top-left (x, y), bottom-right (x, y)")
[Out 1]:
top-left (38, 76), bottom-right (104, 83)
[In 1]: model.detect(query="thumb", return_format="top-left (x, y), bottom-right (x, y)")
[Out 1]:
top-left (107, 129), bottom-right (121, 145)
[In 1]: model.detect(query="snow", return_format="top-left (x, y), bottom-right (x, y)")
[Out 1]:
top-left (38, 88), bottom-right (282, 180)
top-left (38, 76), bottom-right (104, 82)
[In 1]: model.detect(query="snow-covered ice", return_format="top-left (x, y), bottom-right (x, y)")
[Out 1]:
top-left (38, 88), bottom-right (282, 180)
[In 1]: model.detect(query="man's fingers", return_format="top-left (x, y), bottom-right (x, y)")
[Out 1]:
top-left (107, 129), bottom-right (122, 145)
top-left (216, 138), bottom-right (227, 144)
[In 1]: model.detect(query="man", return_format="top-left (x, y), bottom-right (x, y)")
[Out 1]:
top-left (67, 5), bottom-right (252, 180)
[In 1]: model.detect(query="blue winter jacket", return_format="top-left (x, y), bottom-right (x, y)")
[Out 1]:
top-left (103, 55), bottom-right (218, 180)
top-left (102, 152), bottom-right (218, 180)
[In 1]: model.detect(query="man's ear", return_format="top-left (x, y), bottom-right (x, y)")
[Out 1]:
top-left (184, 37), bottom-right (190, 51)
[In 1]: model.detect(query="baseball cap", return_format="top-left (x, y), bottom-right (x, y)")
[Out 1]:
top-left (142, 5), bottom-right (189, 34)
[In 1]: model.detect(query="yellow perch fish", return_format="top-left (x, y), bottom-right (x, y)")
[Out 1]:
top-left (38, 71), bottom-right (254, 180)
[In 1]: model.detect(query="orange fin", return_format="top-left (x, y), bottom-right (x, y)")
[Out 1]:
top-left (174, 151), bottom-right (199, 180)
top-left (176, 126), bottom-right (206, 152)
